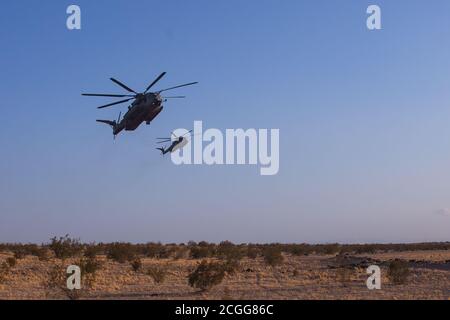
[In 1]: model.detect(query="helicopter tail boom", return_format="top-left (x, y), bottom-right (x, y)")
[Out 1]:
top-left (156, 147), bottom-right (167, 155)
top-left (96, 119), bottom-right (116, 127)
top-left (96, 118), bottom-right (124, 138)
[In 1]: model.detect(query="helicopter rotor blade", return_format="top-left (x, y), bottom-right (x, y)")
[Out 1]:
top-left (144, 72), bottom-right (166, 93)
top-left (163, 96), bottom-right (186, 99)
top-left (158, 82), bottom-right (198, 93)
top-left (82, 93), bottom-right (135, 98)
top-left (110, 78), bottom-right (137, 94)
top-left (97, 98), bottom-right (134, 109)
top-left (157, 140), bottom-right (171, 144)
top-left (182, 130), bottom-right (193, 137)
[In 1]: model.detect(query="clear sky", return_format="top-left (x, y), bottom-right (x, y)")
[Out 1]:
top-left (0, 0), bottom-right (449, 244)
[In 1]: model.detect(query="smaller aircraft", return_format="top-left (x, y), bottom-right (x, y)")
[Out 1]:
top-left (156, 130), bottom-right (192, 155)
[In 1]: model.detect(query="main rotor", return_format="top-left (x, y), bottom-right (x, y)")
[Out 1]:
top-left (82, 72), bottom-right (198, 109)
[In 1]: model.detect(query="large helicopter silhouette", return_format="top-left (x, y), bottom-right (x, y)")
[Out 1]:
top-left (82, 72), bottom-right (197, 139)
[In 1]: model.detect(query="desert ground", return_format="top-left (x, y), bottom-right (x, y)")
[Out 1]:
top-left (0, 246), bottom-right (449, 300)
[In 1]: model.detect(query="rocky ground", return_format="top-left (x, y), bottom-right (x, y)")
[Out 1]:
top-left (0, 250), bottom-right (449, 300)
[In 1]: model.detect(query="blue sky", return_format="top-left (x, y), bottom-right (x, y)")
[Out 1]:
top-left (0, 0), bottom-right (449, 244)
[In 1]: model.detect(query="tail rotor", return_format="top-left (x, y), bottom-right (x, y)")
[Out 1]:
top-left (113, 112), bottom-right (122, 141)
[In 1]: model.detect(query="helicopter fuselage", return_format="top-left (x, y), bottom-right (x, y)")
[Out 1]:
top-left (85, 72), bottom-right (197, 138)
top-left (113, 93), bottom-right (163, 135)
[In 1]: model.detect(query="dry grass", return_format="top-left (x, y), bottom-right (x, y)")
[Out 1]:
top-left (0, 249), bottom-right (448, 300)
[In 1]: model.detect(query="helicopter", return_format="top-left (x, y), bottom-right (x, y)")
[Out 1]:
top-left (156, 130), bottom-right (193, 155)
top-left (82, 72), bottom-right (198, 139)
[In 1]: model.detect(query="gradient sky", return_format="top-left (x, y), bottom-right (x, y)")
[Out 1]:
top-left (1, 0), bottom-right (449, 244)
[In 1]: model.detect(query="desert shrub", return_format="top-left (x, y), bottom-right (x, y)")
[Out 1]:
top-left (106, 243), bottom-right (136, 263)
top-left (158, 247), bottom-right (173, 259)
top-left (49, 235), bottom-right (83, 259)
top-left (83, 245), bottom-right (102, 259)
top-left (173, 246), bottom-right (189, 260)
top-left (246, 246), bottom-right (259, 259)
top-left (0, 262), bottom-right (10, 283)
top-left (131, 258), bottom-right (142, 272)
top-left (143, 243), bottom-right (166, 258)
top-left (3, 244), bottom-right (39, 259)
top-left (44, 263), bottom-right (83, 300)
top-left (75, 256), bottom-right (102, 289)
top-left (269, 243), bottom-right (311, 256)
top-left (336, 267), bottom-right (353, 285)
top-left (8, 244), bottom-right (50, 260)
top-left (162, 245), bottom-right (184, 259)
top-left (262, 247), bottom-right (284, 266)
top-left (316, 244), bottom-right (341, 255)
top-left (221, 287), bottom-right (233, 300)
top-left (45, 264), bottom-right (63, 290)
top-left (146, 265), bottom-right (167, 284)
top-left (216, 241), bottom-right (244, 261)
top-left (188, 260), bottom-right (227, 291)
top-left (221, 259), bottom-right (240, 275)
top-left (35, 247), bottom-right (51, 261)
top-left (6, 257), bottom-right (16, 268)
top-left (78, 257), bottom-right (102, 275)
top-left (189, 242), bottom-right (216, 259)
top-left (288, 245), bottom-right (307, 256)
top-left (13, 249), bottom-right (26, 259)
top-left (190, 246), bottom-right (212, 259)
top-left (388, 259), bottom-right (410, 285)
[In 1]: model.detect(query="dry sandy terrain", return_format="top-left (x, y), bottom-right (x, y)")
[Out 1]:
top-left (0, 250), bottom-right (449, 300)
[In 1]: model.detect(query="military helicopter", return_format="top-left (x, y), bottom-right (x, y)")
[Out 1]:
top-left (82, 72), bottom-right (197, 139)
top-left (156, 130), bottom-right (193, 155)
